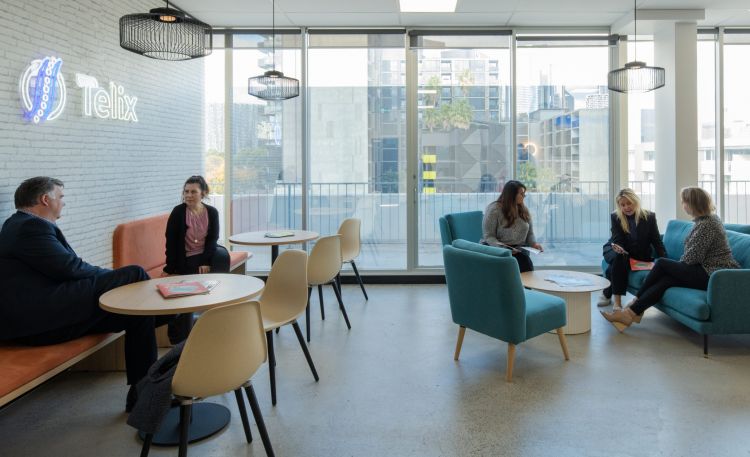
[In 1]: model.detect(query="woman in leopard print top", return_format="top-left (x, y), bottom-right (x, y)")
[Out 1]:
top-left (601, 186), bottom-right (739, 332)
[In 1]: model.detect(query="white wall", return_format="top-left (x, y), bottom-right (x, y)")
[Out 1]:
top-left (0, 0), bottom-right (204, 266)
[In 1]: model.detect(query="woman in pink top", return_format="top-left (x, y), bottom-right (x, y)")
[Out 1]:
top-left (164, 176), bottom-right (230, 275)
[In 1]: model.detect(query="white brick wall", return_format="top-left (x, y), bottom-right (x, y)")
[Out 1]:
top-left (0, 0), bottom-right (204, 267)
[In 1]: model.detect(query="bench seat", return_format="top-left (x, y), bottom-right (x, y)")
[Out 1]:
top-left (0, 332), bottom-right (123, 407)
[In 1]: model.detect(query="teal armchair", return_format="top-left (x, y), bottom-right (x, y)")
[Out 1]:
top-left (443, 240), bottom-right (570, 381)
top-left (439, 211), bottom-right (484, 246)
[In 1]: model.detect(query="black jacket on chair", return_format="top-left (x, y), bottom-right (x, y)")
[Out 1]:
top-left (164, 203), bottom-right (220, 275)
top-left (0, 212), bottom-right (107, 339)
top-left (603, 211), bottom-right (666, 262)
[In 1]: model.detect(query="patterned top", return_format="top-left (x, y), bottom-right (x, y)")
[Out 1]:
top-left (682, 215), bottom-right (739, 274)
top-left (481, 201), bottom-right (536, 248)
top-left (185, 208), bottom-right (209, 257)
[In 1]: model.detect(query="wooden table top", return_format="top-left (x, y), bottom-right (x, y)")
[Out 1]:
top-left (99, 273), bottom-right (265, 316)
top-left (229, 230), bottom-right (319, 246)
top-left (520, 269), bottom-right (610, 293)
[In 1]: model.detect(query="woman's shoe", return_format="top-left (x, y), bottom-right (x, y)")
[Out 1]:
top-left (600, 308), bottom-right (635, 332)
top-left (628, 308), bottom-right (643, 324)
top-left (597, 293), bottom-right (611, 307)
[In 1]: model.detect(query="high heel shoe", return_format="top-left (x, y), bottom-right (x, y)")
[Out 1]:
top-left (600, 308), bottom-right (635, 332)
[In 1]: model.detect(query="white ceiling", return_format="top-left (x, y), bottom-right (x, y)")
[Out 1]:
top-left (172, 0), bottom-right (750, 28)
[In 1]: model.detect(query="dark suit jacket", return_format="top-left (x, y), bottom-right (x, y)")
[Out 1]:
top-left (604, 211), bottom-right (666, 262)
top-left (163, 203), bottom-right (220, 275)
top-left (0, 212), bottom-right (107, 339)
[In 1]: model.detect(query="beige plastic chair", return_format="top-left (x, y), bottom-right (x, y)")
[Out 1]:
top-left (260, 250), bottom-right (319, 406)
top-left (337, 218), bottom-right (368, 300)
top-left (140, 301), bottom-right (274, 457)
top-left (306, 234), bottom-right (351, 342)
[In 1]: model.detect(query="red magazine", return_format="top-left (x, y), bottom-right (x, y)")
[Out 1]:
top-left (629, 258), bottom-right (655, 271)
top-left (157, 281), bottom-right (210, 298)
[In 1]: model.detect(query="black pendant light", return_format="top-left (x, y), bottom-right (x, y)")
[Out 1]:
top-left (608, 0), bottom-right (665, 93)
top-left (248, 0), bottom-right (300, 100)
top-left (120, 1), bottom-right (212, 61)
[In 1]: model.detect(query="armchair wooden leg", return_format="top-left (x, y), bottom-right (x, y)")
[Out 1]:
top-left (506, 343), bottom-right (516, 382)
top-left (454, 326), bottom-right (466, 361)
top-left (556, 328), bottom-right (570, 361)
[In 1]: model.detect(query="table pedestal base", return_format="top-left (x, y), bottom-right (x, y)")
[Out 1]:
top-left (138, 403), bottom-right (230, 446)
top-left (546, 291), bottom-right (593, 335)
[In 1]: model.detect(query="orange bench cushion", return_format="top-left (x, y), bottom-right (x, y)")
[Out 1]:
top-left (0, 334), bottom-right (115, 400)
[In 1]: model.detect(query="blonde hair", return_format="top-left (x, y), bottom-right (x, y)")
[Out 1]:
top-left (615, 188), bottom-right (649, 234)
top-left (681, 187), bottom-right (715, 217)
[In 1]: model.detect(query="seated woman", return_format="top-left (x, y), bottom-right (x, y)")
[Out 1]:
top-left (163, 176), bottom-right (230, 343)
top-left (601, 187), bottom-right (739, 332)
top-left (599, 188), bottom-right (666, 310)
top-left (481, 180), bottom-right (543, 273)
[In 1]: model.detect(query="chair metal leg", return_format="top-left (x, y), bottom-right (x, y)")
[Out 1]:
top-left (306, 287), bottom-right (312, 342)
top-left (245, 383), bottom-right (275, 457)
top-left (350, 261), bottom-right (368, 300)
top-left (234, 388), bottom-right (253, 443)
top-left (704, 334), bottom-right (709, 358)
top-left (265, 331), bottom-right (277, 406)
top-left (330, 281), bottom-right (351, 329)
top-left (506, 343), bottom-right (516, 383)
top-left (178, 403), bottom-right (192, 457)
top-left (318, 285), bottom-right (325, 320)
top-left (454, 326), bottom-right (466, 361)
top-left (292, 321), bottom-right (319, 381)
top-left (556, 328), bottom-right (570, 360)
top-left (140, 433), bottom-right (153, 457)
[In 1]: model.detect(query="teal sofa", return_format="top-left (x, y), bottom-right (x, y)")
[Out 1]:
top-left (610, 219), bottom-right (750, 355)
top-left (442, 239), bottom-right (569, 381)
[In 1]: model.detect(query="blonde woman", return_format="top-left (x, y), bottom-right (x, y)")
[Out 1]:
top-left (602, 187), bottom-right (739, 331)
top-left (599, 189), bottom-right (666, 309)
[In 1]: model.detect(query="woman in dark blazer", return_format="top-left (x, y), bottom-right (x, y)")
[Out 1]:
top-left (600, 188), bottom-right (666, 309)
top-left (164, 175), bottom-right (230, 275)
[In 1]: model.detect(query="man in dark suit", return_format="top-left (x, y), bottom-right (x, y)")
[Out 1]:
top-left (0, 177), bottom-right (164, 411)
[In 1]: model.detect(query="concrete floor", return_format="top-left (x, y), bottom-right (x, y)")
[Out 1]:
top-left (2, 284), bottom-right (750, 456)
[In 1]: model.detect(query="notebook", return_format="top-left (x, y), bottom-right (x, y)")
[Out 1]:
top-left (157, 280), bottom-right (220, 298)
top-left (629, 258), bottom-right (655, 271)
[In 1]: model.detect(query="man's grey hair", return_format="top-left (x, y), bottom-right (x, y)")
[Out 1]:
top-left (14, 177), bottom-right (64, 209)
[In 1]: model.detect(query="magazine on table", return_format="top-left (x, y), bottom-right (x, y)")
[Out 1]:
top-left (543, 274), bottom-right (594, 287)
top-left (264, 231), bottom-right (295, 238)
top-left (629, 258), bottom-right (655, 271)
top-left (157, 279), bottom-right (220, 299)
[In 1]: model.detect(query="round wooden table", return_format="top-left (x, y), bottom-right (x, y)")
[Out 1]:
top-left (229, 230), bottom-right (319, 264)
top-left (100, 273), bottom-right (264, 446)
top-left (520, 270), bottom-right (610, 335)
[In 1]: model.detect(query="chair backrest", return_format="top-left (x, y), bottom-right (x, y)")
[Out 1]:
top-left (338, 218), bottom-right (361, 262)
top-left (307, 235), bottom-right (342, 286)
top-left (439, 211), bottom-right (484, 246)
top-left (172, 301), bottom-right (266, 399)
top-left (443, 240), bottom-right (527, 344)
top-left (261, 249), bottom-right (309, 317)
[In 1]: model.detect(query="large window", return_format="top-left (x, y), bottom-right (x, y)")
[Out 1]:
top-left (308, 32), bottom-right (406, 269)
top-left (203, 36), bottom-right (227, 241)
top-left (413, 32), bottom-right (513, 266)
top-left (697, 32), bottom-right (717, 199)
top-left (516, 35), bottom-right (610, 266)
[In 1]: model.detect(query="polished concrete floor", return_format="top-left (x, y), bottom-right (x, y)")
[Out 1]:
top-left (2, 284), bottom-right (750, 457)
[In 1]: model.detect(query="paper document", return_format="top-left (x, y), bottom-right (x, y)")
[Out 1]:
top-left (520, 246), bottom-right (541, 255)
top-left (264, 231), bottom-right (295, 238)
top-left (543, 274), bottom-right (593, 287)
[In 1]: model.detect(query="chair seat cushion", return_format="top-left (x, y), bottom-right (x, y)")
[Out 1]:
top-left (229, 251), bottom-right (249, 268)
top-left (524, 289), bottom-right (566, 339)
top-left (660, 287), bottom-right (711, 321)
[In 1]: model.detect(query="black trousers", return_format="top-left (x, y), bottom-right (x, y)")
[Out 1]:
top-left (15, 266), bottom-right (171, 385)
top-left (512, 250), bottom-right (534, 273)
top-left (182, 245), bottom-right (231, 274)
top-left (603, 253), bottom-right (630, 297)
top-left (631, 258), bottom-right (709, 315)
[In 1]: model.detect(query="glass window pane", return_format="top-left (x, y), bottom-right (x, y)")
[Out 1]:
top-left (516, 36), bottom-right (610, 266)
top-left (308, 35), bottom-right (406, 269)
top-left (723, 34), bottom-right (750, 223)
top-left (416, 35), bottom-right (513, 266)
top-left (627, 39), bottom-right (656, 212)
top-left (698, 35), bottom-right (716, 201)
top-left (204, 49), bottom-right (226, 242)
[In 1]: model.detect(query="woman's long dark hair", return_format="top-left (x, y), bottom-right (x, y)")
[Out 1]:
top-left (496, 180), bottom-right (530, 228)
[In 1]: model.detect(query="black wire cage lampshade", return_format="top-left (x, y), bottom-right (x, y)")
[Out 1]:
top-left (608, 0), bottom-right (665, 93)
top-left (120, 2), bottom-right (212, 61)
top-left (247, 0), bottom-right (300, 100)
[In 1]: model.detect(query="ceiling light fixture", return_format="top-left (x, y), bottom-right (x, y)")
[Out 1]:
top-left (247, 0), bottom-right (300, 100)
top-left (608, 0), bottom-right (665, 93)
top-left (399, 0), bottom-right (458, 13)
top-left (119, 1), bottom-right (212, 61)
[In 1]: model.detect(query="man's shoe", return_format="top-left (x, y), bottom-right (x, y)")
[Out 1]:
top-left (596, 293), bottom-right (611, 307)
top-left (126, 385), bottom-right (138, 413)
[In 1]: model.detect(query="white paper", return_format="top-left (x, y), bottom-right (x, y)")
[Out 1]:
top-left (520, 246), bottom-right (541, 255)
top-left (543, 274), bottom-right (593, 287)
